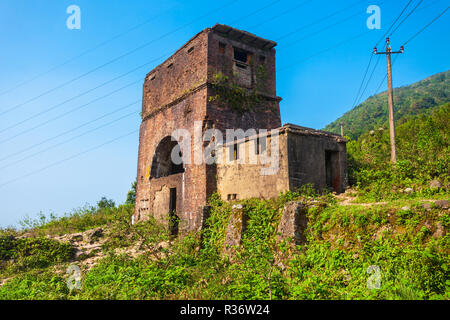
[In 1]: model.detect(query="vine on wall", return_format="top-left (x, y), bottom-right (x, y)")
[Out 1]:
top-left (209, 67), bottom-right (269, 113)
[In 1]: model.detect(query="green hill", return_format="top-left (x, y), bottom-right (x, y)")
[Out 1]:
top-left (324, 70), bottom-right (450, 140)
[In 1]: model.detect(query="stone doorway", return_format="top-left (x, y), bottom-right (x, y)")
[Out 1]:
top-left (325, 150), bottom-right (340, 193)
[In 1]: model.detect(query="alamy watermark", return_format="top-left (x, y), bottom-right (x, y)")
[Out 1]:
top-left (163, 122), bottom-right (280, 176)
top-left (66, 264), bottom-right (81, 290)
top-left (66, 5), bottom-right (81, 30)
top-left (366, 265), bottom-right (381, 289)
top-left (367, 5), bottom-right (381, 30)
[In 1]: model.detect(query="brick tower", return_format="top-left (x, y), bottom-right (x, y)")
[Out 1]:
top-left (134, 24), bottom-right (282, 233)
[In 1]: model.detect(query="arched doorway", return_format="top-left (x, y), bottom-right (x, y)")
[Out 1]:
top-left (150, 136), bottom-right (184, 179)
top-left (150, 136), bottom-right (184, 236)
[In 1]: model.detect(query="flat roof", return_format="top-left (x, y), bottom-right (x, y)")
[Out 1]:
top-left (212, 24), bottom-right (277, 50)
top-left (282, 123), bottom-right (347, 142)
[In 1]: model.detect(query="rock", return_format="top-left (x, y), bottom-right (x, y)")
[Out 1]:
top-left (422, 202), bottom-right (432, 210)
top-left (70, 233), bottom-right (84, 242)
top-left (434, 200), bottom-right (449, 209)
top-left (198, 205), bottom-right (211, 231)
top-left (433, 223), bottom-right (445, 238)
top-left (83, 228), bottom-right (103, 244)
top-left (369, 130), bottom-right (375, 135)
top-left (157, 241), bottom-right (170, 250)
top-left (277, 201), bottom-right (308, 245)
top-left (429, 179), bottom-right (443, 190)
top-left (276, 262), bottom-right (286, 271)
top-left (372, 225), bottom-right (392, 241)
top-left (404, 188), bottom-right (414, 194)
top-left (223, 205), bottom-right (248, 256)
top-left (17, 233), bottom-right (32, 239)
top-left (401, 206), bottom-right (410, 211)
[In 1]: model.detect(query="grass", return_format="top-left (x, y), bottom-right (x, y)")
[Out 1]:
top-left (0, 189), bottom-right (448, 300)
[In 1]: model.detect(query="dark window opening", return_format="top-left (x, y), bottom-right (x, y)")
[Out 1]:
top-left (227, 194), bottom-right (237, 201)
top-left (259, 55), bottom-right (266, 63)
top-left (229, 140), bottom-right (239, 161)
top-left (167, 63), bottom-right (173, 69)
top-left (257, 135), bottom-right (267, 154)
top-left (219, 42), bottom-right (226, 54)
top-left (150, 136), bottom-right (185, 179)
top-left (202, 119), bottom-right (213, 130)
top-left (169, 188), bottom-right (178, 236)
top-left (187, 46), bottom-right (194, 54)
top-left (234, 47), bottom-right (248, 63)
top-left (150, 75), bottom-right (156, 81)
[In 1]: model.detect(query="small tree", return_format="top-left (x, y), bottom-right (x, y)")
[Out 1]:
top-left (125, 180), bottom-right (137, 205)
top-left (97, 197), bottom-right (115, 210)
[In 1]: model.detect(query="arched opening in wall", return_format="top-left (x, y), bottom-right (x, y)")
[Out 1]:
top-left (150, 136), bottom-right (185, 179)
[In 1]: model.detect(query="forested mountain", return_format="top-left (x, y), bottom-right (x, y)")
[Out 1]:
top-left (324, 70), bottom-right (450, 139)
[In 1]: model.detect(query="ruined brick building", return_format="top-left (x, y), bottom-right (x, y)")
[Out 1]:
top-left (134, 24), bottom-right (347, 234)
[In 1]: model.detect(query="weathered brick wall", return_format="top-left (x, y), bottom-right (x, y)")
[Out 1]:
top-left (206, 30), bottom-right (281, 132)
top-left (142, 30), bottom-right (209, 118)
top-left (136, 87), bottom-right (209, 233)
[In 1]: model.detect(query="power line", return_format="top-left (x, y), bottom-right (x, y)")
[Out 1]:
top-left (0, 129), bottom-right (139, 189)
top-left (0, 52), bottom-right (168, 135)
top-left (0, 109), bottom-right (140, 171)
top-left (351, 54), bottom-right (374, 109)
top-left (0, 100), bottom-right (141, 163)
top-left (0, 5), bottom-right (178, 98)
top-left (0, 0), bottom-right (291, 141)
top-left (0, 0), bottom-right (354, 144)
top-left (375, 0), bottom-right (414, 46)
top-left (278, 1), bottom-right (385, 51)
top-left (403, 6), bottom-right (449, 45)
top-left (0, 0), bottom-right (240, 116)
top-left (0, 79), bottom-right (141, 145)
top-left (3, 0), bottom-right (445, 184)
top-left (354, 54), bottom-right (382, 107)
top-left (275, 0), bottom-right (367, 42)
top-left (373, 54), bottom-right (399, 95)
top-left (278, 29), bottom-right (372, 71)
top-left (230, 0), bottom-right (282, 25)
top-left (351, 0), bottom-right (438, 111)
top-left (389, 0), bottom-right (424, 36)
top-left (248, 0), bottom-right (314, 30)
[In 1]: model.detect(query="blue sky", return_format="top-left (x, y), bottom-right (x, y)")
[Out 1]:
top-left (0, 0), bottom-right (448, 227)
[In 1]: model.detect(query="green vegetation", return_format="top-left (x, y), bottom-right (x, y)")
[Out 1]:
top-left (12, 198), bottom-right (130, 238)
top-left (347, 102), bottom-right (449, 201)
top-left (0, 72), bottom-right (448, 300)
top-left (324, 70), bottom-right (449, 140)
top-left (208, 71), bottom-right (274, 113)
top-left (0, 186), bottom-right (448, 300)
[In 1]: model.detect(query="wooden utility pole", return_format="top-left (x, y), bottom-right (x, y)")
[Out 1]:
top-left (374, 38), bottom-right (403, 163)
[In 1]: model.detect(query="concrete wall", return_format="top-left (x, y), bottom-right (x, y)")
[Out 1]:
top-left (217, 133), bottom-right (290, 201)
top-left (286, 131), bottom-right (348, 193)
